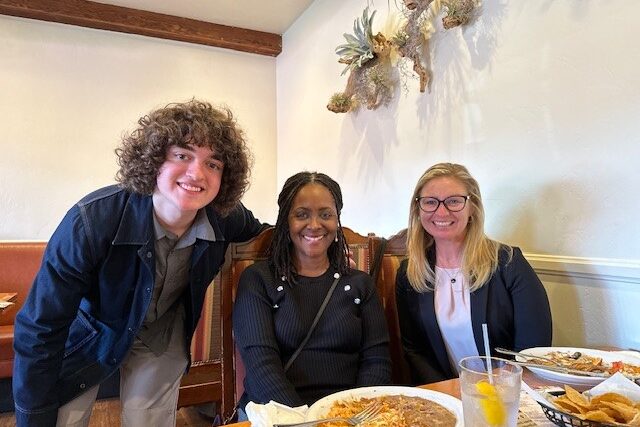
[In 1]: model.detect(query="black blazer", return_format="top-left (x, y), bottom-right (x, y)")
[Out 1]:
top-left (395, 246), bottom-right (552, 385)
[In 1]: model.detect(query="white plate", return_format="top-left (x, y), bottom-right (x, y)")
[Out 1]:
top-left (306, 385), bottom-right (463, 426)
top-left (518, 346), bottom-right (640, 386)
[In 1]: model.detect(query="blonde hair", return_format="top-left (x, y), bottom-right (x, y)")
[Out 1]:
top-left (406, 163), bottom-right (511, 292)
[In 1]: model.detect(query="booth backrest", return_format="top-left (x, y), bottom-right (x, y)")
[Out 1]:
top-left (0, 242), bottom-right (46, 327)
top-left (0, 242), bottom-right (46, 378)
top-left (0, 241), bottom-right (225, 409)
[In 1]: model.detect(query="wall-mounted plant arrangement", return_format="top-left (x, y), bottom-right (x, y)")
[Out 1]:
top-left (327, 0), bottom-right (477, 114)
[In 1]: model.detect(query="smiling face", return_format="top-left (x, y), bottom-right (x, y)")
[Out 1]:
top-left (153, 144), bottom-right (224, 226)
top-left (418, 176), bottom-right (472, 245)
top-left (288, 183), bottom-right (339, 271)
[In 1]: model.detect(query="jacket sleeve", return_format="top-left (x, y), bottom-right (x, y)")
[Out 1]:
top-left (356, 275), bottom-right (392, 386)
top-left (232, 266), bottom-right (302, 407)
top-left (504, 247), bottom-right (553, 351)
top-left (225, 203), bottom-right (269, 243)
top-left (13, 205), bottom-right (96, 427)
top-left (395, 261), bottom-right (448, 385)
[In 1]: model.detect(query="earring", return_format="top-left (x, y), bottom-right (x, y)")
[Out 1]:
top-left (334, 235), bottom-right (338, 242)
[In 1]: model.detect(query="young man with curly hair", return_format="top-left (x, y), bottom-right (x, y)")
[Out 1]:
top-left (12, 100), bottom-right (266, 427)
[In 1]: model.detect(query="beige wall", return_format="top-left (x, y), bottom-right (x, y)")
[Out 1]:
top-left (0, 15), bottom-right (278, 238)
top-left (277, 0), bottom-right (640, 348)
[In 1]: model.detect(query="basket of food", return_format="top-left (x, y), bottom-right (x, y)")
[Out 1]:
top-left (538, 385), bottom-right (640, 426)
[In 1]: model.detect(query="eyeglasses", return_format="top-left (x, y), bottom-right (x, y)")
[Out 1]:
top-left (415, 195), bottom-right (470, 213)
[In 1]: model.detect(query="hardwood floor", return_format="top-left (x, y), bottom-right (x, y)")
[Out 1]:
top-left (0, 400), bottom-right (214, 427)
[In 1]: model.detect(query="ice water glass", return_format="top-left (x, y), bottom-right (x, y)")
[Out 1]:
top-left (459, 356), bottom-right (522, 427)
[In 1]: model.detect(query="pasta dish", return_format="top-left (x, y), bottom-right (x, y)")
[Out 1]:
top-left (318, 395), bottom-right (457, 427)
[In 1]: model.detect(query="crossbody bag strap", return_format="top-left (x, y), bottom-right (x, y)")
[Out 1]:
top-left (283, 274), bottom-right (341, 373)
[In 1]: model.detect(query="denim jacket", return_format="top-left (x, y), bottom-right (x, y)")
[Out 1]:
top-left (13, 185), bottom-right (263, 426)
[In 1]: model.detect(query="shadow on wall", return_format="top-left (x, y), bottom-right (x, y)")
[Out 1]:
top-left (415, 0), bottom-right (507, 130)
top-left (336, 91), bottom-right (401, 191)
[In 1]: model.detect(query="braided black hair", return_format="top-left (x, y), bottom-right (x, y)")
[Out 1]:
top-left (269, 171), bottom-right (349, 282)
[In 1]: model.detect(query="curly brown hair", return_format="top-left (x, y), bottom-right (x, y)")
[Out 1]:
top-left (115, 99), bottom-right (252, 216)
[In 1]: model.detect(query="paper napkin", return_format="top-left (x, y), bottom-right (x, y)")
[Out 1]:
top-left (245, 400), bottom-right (308, 427)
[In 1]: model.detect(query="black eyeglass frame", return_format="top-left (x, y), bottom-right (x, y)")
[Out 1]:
top-left (415, 195), bottom-right (471, 213)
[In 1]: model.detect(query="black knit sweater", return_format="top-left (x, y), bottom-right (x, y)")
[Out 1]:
top-left (233, 261), bottom-right (391, 408)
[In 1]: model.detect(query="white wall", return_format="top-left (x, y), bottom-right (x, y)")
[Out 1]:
top-left (0, 15), bottom-right (278, 239)
top-left (278, 0), bottom-right (640, 348)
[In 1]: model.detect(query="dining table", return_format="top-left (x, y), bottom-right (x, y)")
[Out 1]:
top-left (220, 369), bottom-right (561, 427)
top-left (0, 292), bottom-right (17, 313)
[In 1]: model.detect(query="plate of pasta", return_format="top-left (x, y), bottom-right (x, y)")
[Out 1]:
top-left (518, 347), bottom-right (640, 386)
top-left (306, 385), bottom-right (463, 426)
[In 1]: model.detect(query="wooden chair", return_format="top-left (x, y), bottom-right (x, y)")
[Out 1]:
top-left (218, 226), bottom-right (375, 421)
top-left (369, 229), bottom-right (410, 384)
top-left (177, 274), bottom-right (225, 407)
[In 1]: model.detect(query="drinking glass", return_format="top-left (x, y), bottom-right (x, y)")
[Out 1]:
top-left (459, 356), bottom-right (522, 427)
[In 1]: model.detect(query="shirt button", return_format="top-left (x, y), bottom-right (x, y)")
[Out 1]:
top-left (277, 285), bottom-right (284, 292)
top-left (146, 252), bottom-right (152, 258)
top-left (79, 383), bottom-right (86, 390)
top-left (344, 285), bottom-right (351, 291)
top-left (145, 288), bottom-right (151, 293)
top-left (128, 327), bottom-right (133, 332)
top-left (354, 298), bottom-right (361, 305)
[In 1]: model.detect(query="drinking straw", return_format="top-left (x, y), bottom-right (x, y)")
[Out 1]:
top-left (482, 323), bottom-right (494, 384)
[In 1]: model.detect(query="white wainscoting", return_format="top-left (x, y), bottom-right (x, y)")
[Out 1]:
top-left (525, 253), bottom-right (640, 350)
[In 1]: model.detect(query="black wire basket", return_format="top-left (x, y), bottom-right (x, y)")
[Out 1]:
top-left (537, 391), bottom-right (617, 427)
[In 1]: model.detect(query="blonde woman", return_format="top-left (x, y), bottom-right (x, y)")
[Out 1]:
top-left (395, 163), bottom-right (552, 384)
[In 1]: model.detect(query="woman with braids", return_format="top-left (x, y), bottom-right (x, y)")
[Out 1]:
top-left (233, 172), bottom-right (391, 417)
top-left (13, 99), bottom-right (266, 427)
top-left (396, 163), bottom-right (552, 385)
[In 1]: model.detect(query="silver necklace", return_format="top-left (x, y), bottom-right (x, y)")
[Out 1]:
top-left (438, 266), bottom-right (462, 284)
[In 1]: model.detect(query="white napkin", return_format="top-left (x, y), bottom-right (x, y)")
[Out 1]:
top-left (586, 371), bottom-right (640, 401)
top-left (245, 401), bottom-right (309, 427)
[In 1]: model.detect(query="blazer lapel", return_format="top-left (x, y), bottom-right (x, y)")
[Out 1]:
top-left (417, 291), bottom-right (455, 377)
top-left (471, 283), bottom-right (490, 356)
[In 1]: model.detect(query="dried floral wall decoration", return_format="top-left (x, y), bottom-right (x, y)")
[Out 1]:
top-left (327, 0), bottom-right (478, 114)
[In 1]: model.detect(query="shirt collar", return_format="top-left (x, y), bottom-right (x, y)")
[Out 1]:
top-left (153, 208), bottom-right (216, 249)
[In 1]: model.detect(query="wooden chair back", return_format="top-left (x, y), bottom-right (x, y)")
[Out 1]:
top-left (370, 229), bottom-right (410, 384)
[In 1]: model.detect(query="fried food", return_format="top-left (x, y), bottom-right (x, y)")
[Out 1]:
top-left (552, 385), bottom-right (640, 426)
top-left (318, 395), bottom-right (457, 427)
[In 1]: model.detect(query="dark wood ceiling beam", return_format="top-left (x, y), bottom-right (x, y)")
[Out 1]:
top-left (0, 0), bottom-right (282, 56)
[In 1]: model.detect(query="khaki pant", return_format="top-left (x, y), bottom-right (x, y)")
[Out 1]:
top-left (56, 323), bottom-right (188, 427)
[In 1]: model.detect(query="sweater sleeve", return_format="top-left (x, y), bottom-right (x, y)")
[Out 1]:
top-left (232, 265), bottom-right (302, 407)
top-left (395, 260), bottom-right (448, 384)
top-left (504, 247), bottom-right (553, 351)
top-left (356, 274), bottom-right (392, 386)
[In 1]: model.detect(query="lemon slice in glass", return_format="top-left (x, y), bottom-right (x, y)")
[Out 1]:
top-left (475, 380), bottom-right (506, 426)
